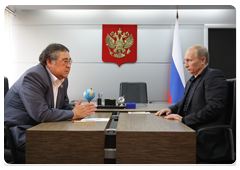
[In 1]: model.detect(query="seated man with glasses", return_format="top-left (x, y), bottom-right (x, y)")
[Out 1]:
top-left (4, 43), bottom-right (97, 152)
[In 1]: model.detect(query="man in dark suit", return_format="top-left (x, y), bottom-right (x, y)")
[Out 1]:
top-left (155, 45), bottom-right (229, 161)
top-left (4, 43), bottom-right (97, 152)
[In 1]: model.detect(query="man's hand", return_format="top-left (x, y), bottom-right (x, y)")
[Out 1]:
top-left (164, 114), bottom-right (182, 122)
top-left (72, 99), bottom-right (97, 120)
top-left (155, 108), bottom-right (171, 116)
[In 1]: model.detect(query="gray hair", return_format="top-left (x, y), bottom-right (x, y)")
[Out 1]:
top-left (188, 45), bottom-right (209, 65)
top-left (39, 43), bottom-right (69, 65)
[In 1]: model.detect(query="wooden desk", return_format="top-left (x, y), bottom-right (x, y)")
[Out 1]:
top-left (26, 103), bottom-right (196, 164)
top-left (26, 112), bottom-right (112, 164)
top-left (116, 113), bottom-right (196, 164)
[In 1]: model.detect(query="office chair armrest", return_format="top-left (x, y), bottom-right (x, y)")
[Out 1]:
top-left (196, 125), bottom-right (231, 136)
top-left (196, 125), bottom-right (235, 161)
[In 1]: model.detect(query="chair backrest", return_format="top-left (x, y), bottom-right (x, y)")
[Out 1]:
top-left (226, 78), bottom-right (236, 152)
top-left (4, 77), bottom-right (24, 163)
top-left (4, 77), bottom-right (9, 97)
top-left (225, 79), bottom-right (236, 126)
top-left (4, 125), bottom-right (19, 163)
top-left (119, 82), bottom-right (148, 103)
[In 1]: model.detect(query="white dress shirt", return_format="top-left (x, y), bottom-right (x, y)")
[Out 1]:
top-left (46, 67), bottom-right (64, 108)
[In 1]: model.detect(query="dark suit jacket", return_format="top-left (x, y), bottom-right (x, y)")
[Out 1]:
top-left (4, 63), bottom-right (74, 150)
top-left (169, 67), bottom-right (229, 160)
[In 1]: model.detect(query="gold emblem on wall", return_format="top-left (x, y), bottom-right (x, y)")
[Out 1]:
top-left (106, 28), bottom-right (134, 58)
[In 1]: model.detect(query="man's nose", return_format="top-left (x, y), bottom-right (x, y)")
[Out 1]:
top-left (66, 62), bottom-right (71, 67)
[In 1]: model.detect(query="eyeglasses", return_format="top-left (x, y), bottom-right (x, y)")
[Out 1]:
top-left (57, 59), bottom-right (73, 65)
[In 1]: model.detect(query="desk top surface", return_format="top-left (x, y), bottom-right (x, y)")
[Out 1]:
top-left (117, 113), bottom-right (195, 132)
top-left (28, 112), bottom-right (112, 131)
top-left (27, 103), bottom-right (194, 133)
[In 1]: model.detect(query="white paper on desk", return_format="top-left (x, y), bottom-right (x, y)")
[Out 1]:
top-left (128, 112), bottom-right (151, 114)
top-left (73, 118), bottom-right (110, 123)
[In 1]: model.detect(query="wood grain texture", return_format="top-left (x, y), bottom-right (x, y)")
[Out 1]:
top-left (28, 112), bottom-right (112, 131)
top-left (117, 113), bottom-right (195, 132)
top-left (26, 112), bottom-right (112, 164)
top-left (116, 113), bottom-right (196, 164)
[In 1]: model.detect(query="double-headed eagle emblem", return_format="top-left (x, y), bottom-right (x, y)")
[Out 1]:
top-left (106, 28), bottom-right (134, 58)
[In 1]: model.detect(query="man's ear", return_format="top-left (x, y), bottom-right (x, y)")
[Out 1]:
top-left (46, 59), bottom-right (53, 66)
top-left (46, 59), bottom-right (54, 69)
top-left (201, 56), bottom-right (206, 64)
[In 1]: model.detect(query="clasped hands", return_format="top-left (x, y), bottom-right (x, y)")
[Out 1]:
top-left (155, 108), bottom-right (182, 122)
top-left (72, 99), bottom-right (97, 120)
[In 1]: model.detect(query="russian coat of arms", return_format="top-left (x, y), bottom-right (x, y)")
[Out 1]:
top-left (106, 28), bottom-right (134, 58)
top-left (102, 25), bottom-right (137, 67)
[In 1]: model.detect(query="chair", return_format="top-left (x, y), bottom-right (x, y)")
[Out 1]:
top-left (4, 77), bottom-right (9, 97)
top-left (196, 78), bottom-right (236, 164)
top-left (4, 77), bottom-right (25, 164)
top-left (119, 82), bottom-right (148, 103)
